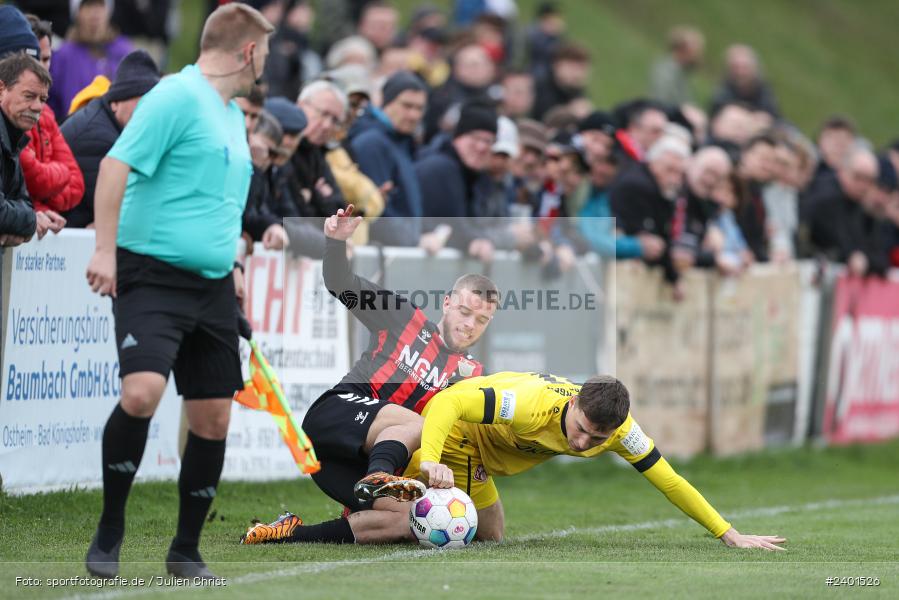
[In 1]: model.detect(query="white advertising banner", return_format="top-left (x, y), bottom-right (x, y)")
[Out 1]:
top-left (221, 249), bottom-right (350, 480)
top-left (0, 231), bottom-right (181, 494)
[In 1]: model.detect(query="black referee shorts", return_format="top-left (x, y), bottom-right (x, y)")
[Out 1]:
top-left (113, 248), bottom-right (242, 400)
top-left (303, 389), bottom-right (394, 511)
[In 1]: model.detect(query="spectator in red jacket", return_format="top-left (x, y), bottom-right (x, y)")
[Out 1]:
top-left (19, 13), bottom-right (83, 232)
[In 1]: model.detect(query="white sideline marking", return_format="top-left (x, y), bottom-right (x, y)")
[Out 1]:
top-left (62, 494), bottom-right (899, 599)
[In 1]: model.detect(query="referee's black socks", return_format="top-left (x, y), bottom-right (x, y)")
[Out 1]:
top-left (290, 518), bottom-right (356, 544)
top-left (98, 403), bottom-right (151, 551)
top-left (366, 439), bottom-right (410, 475)
top-left (171, 431), bottom-right (226, 561)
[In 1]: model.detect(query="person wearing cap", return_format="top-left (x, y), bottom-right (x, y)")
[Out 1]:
top-left (0, 6), bottom-right (53, 246)
top-left (60, 49), bottom-right (160, 228)
top-left (47, 0), bottom-right (134, 119)
top-left (83, 4), bottom-right (273, 580)
top-left (507, 118), bottom-right (547, 220)
top-left (417, 101), bottom-right (498, 261)
top-left (18, 14), bottom-right (83, 231)
top-left (480, 115), bottom-right (539, 252)
top-left (350, 70), bottom-right (427, 247)
top-left (578, 110), bottom-right (617, 163)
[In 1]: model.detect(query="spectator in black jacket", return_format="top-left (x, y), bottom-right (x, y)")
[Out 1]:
top-left (242, 109), bottom-right (289, 251)
top-left (291, 80), bottom-right (347, 221)
top-left (683, 145), bottom-right (732, 270)
top-left (417, 101), bottom-right (497, 261)
top-left (0, 52), bottom-right (49, 245)
top-left (423, 40), bottom-right (495, 142)
top-left (610, 136), bottom-right (691, 291)
top-left (265, 95), bottom-right (331, 259)
top-left (349, 70), bottom-right (427, 247)
top-left (806, 145), bottom-right (886, 276)
top-left (60, 49), bottom-right (159, 227)
top-left (735, 133), bottom-right (777, 262)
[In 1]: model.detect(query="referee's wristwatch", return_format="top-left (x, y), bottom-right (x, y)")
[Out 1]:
top-left (233, 260), bottom-right (245, 273)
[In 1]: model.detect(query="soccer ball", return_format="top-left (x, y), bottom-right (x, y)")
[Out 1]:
top-left (409, 487), bottom-right (478, 549)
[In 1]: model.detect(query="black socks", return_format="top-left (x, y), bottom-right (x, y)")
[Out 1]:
top-left (171, 431), bottom-right (226, 560)
top-left (366, 439), bottom-right (410, 475)
top-left (289, 518), bottom-right (356, 544)
top-left (98, 404), bottom-right (151, 551)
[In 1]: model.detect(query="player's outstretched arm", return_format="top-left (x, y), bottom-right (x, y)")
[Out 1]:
top-left (719, 528), bottom-right (786, 551)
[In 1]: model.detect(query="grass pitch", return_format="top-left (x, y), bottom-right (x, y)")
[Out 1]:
top-left (2, 440), bottom-right (898, 599)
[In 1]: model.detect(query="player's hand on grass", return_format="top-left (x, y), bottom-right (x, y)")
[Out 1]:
top-left (324, 204), bottom-right (363, 241)
top-left (720, 527), bottom-right (786, 551)
top-left (419, 461), bottom-right (454, 489)
top-left (86, 249), bottom-right (117, 297)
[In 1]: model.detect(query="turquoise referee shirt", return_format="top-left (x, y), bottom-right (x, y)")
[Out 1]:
top-left (108, 64), bottom-right (252, 279)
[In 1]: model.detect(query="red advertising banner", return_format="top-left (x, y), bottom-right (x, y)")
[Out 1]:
top-left (823, 275), bottom-right (899, 444)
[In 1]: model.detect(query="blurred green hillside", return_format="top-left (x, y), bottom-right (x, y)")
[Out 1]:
top-left (172, 0), bottom-right (899, 146)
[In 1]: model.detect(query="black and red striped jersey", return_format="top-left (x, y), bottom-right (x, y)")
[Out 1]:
top-left (323, 239), bottom-right (484, 413)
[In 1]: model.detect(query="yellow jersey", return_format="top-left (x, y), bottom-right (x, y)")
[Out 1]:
top-left (417, 371), bottom-right (732, 538)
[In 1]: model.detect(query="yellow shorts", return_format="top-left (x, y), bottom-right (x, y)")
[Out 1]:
top-left (404, 446), bottom-right (499, 510)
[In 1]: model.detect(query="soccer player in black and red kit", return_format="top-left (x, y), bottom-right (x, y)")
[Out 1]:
top-left (255, 205), bottom-right (498, 544)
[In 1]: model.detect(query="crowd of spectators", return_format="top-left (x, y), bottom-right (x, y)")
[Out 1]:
top-left (3, 0), bottom-right (899, 294)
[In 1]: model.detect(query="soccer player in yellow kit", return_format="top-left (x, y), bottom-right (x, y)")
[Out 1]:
top-left (242, 370), bottom-right (784, 549)
top-left (408, 371), bottom-right (786, 549)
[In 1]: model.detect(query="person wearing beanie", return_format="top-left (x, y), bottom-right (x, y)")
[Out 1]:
top-left (349, 70), bottom-right (428, 246)
top-left (47, 0), bottom-right (134, 118)
top-left (416, 101), bottom-right (498, 260)
top-left (0, 6), bottom-right (41, 61)
top-left (60, 50), bottom-right (160, 228)
top-left (18, 12), bottom-right (84, 234)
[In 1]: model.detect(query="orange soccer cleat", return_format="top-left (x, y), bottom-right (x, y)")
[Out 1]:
top-left (240, 512), bottom-right (303, 545)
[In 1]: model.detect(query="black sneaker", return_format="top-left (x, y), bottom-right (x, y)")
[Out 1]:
top-left (165, 548), bottom-right (219, 580)
top-left (353, 471), bottom-right (426, 502)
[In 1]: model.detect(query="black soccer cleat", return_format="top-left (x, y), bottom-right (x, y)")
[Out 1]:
top-left (353, 472), bottom-right (426, 502)
top-left (85, 530), bottom-right (122, 578)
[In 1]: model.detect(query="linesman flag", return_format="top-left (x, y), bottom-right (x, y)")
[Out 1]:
top-left (234, 339), bottom-right (321, 475)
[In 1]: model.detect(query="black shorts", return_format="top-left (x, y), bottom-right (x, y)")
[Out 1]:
top-left (303, 389), bottom-right (394, 511)
top-left (113, 249), bottom-right (242, 400)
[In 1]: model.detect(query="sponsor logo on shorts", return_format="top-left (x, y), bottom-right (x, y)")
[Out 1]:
top-left (473, 464), bottom-right (487, 482)
top-left (354, 411), bottom-right (369, 424)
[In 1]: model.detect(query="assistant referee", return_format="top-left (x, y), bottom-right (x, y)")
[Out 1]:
top-left (84, 4), bottom-right (273, 580)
